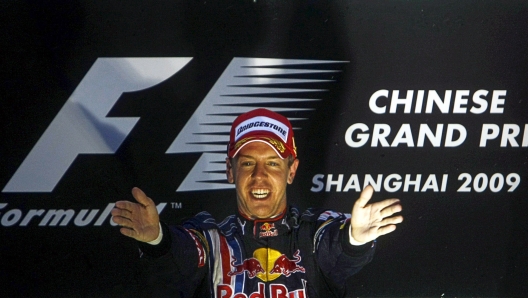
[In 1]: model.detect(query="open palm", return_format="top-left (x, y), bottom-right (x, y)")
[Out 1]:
top-left (351, 185), bottom-right (403, 243)
top-left (111, 187), bottom-right (160, 243)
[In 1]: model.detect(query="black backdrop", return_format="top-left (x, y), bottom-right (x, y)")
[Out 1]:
top-left (2, 1), bottom-right (528, 297)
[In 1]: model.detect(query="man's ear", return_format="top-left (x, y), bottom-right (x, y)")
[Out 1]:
top-left (287, 158), bottom-right (300, 184)
top-left (226, 157), bottom-right (235, 183)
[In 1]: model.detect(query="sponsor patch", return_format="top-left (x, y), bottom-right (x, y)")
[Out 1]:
top-left (234, 116), bottom-right (289, 142)
top-left (259, 222), bottom-right (278, 238)
top-left (186, 229), bottom-right (207, 267)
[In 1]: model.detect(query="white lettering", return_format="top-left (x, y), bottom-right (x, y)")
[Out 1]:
top-left (480, 124), bottom-right (528, 147)
top-left (441, 174), bottom-right (448, 192)
top-left (20, 209), bottom-right (45, 226)
top-left (346, 123), bottom-right (467, 147)
top-left (421, 175), bottom-right (440, 192)
top-left (480, 124), bottom-right (500, 147)
top-left (311, 174), bottom-right (325, 192)
top-left (312, 174), bottom-right (449, 193)
top-left (501, 124), bottom-right (520, 147)
top-left (368, 89), bottom-right (506, 114)
top-left (326, 174), bottom-right (344, 192)
top-left (0, 202), bottom-right (168, 227)
top-left (390, 90), bottom-right (414, 113)
top-left (2, 209), bottom-right (22, 226)
top-left (453, 90), bottom-right (470, 113)
top-left (384, 174), bottom-right (402, 192)
top-left (445, 124), bottom-right (467, 147)
top-left (371, 124), bottom-right (391, 147)
top-left (490, 90), bottom-right (506, 113)
top-left (414, 90), bottom-right (425, 113)
top-left (404, 174), bottom-right (422, 192)
top-left (417, 124), bottom-right (443, 147)
top-left (39, 209), bottom-right (75, 226)
top-left (524, 124), bottom-right (528, 147)
top-left (391, 124), bottom-right (414, 147)
top-left (344, 123), bottom-right (369, 147)
top-left (343, 174), bottom-right (361, 192)
top-left (369, 89), bottom-right (389, 114)
top-left (470, 90), bottom-right (489, 114)
top-left (425, 90), bottom-right (452, 114)
top-left (364, 174), bottom-right (383, 192)
top-left (74, 209), bottom-right (100, 226)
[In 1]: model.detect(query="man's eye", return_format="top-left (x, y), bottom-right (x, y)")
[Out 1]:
top-left (268, 162), bottom-right (278, 166)
top-left (241, 162), bottom-right (253, 166)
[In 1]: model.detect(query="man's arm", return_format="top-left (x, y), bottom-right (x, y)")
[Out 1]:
top-left (313, 186), bottom-right (403, 294)
top-left (112, 188), bottom-right (209, 296)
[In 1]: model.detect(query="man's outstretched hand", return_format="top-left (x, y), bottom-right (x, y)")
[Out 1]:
top-left (111, 187), bottom-right (160, 243)
top-left (351, 185), bottom-right (403, 243)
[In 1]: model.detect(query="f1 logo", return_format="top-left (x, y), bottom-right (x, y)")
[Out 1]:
top-left (3, 58), bottom-right (192, 192)
top-left (3, 57), bottom-right (346, 193)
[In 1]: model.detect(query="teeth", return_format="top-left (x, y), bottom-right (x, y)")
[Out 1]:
top-left (251, 189), bottom-right (269, 199)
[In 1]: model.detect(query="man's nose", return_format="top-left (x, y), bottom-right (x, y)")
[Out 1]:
top-left (252, 162), bottom-right (268, 179)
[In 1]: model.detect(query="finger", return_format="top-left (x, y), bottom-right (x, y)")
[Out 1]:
top-left (119, 226), bottom-right (139, 239)
top-left (131, 187), bottom-right (153, 207)
top-left (380, 203), bottom-right (402, 218)
top-left (114, 200), bottom-right (139, 212)
top-left (355, 185), bottom-right (374, 208)
top-left (111, 215), bottom-right (132, 227)
top-left (380, 215), bottom-right (404, 226)
top-left (373, 198), bottom-right (400, 213)
top-left (111, 207), bottom-right (132, 219)
top-left (377, 224), bottom-right (397, 236)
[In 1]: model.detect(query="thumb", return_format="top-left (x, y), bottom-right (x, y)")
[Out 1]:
top-left (131, 187), bottom-right (153, 207)
top-left (355, 185), bottom-right (374, 208)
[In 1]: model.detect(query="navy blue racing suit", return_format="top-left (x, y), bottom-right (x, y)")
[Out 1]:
top-left (138, 206), bottom-right (375, 297)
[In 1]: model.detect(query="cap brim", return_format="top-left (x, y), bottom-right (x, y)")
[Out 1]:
top-left (229, 138), bottom-right (289, 159)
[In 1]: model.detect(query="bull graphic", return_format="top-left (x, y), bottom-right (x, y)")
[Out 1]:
top-left (270, 249), bottom-right (305, 277)
top-left (227, 256), bottom-right (265, 278)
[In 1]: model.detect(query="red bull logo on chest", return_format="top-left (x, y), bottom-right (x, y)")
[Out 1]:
top-left (259, 222), bottom-right (278, 238)
top-left (228, 248), bottom-right (305, 282)
top-left (219, 248), bottom-right (307, 297)
top-left (269, 250), bottom-right (305, 277)
top-left (228, 256), bottom-right (265, 278)
top-left (218, 281), bottom-right (307, 298)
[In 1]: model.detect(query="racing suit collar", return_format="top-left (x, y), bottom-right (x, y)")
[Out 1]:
top-left (236, 208), bottom-right (293, 239)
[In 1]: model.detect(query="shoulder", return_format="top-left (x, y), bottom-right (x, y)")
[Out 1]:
top-left (299, 208), bottom-right (350, 223)
top-left (183, 212), bottom-right (238, 237)
top-left (182, 211), bottom-right (219, 229)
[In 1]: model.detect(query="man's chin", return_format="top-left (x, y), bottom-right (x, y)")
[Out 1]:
top-left (243, 207), bottom-right (276, 219)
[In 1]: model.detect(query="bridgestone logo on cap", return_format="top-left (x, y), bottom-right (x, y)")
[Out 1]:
top-left (234, 116), bottom-right (289, 143)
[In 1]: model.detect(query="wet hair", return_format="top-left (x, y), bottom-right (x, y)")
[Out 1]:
top-left (286, 155), bottom-right (295, 167)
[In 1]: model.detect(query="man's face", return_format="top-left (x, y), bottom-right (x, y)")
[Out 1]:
top-left (226, 142), bottom-right (299, 219)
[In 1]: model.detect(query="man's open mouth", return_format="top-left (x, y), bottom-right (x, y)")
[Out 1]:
top-left (251, 189), bottom-right (270, 199)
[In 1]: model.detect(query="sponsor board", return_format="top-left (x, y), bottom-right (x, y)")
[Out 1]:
top-left (4, 57), bottom-right (346, 193)
top-left (0, 202), bottom-right (167, 227)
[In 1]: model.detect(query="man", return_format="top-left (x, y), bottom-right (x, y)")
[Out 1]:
top-left (112, 108), bottom-right (403, 297)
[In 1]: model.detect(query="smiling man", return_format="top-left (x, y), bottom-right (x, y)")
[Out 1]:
top-left (112, 108), bottom-right (403, 297)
